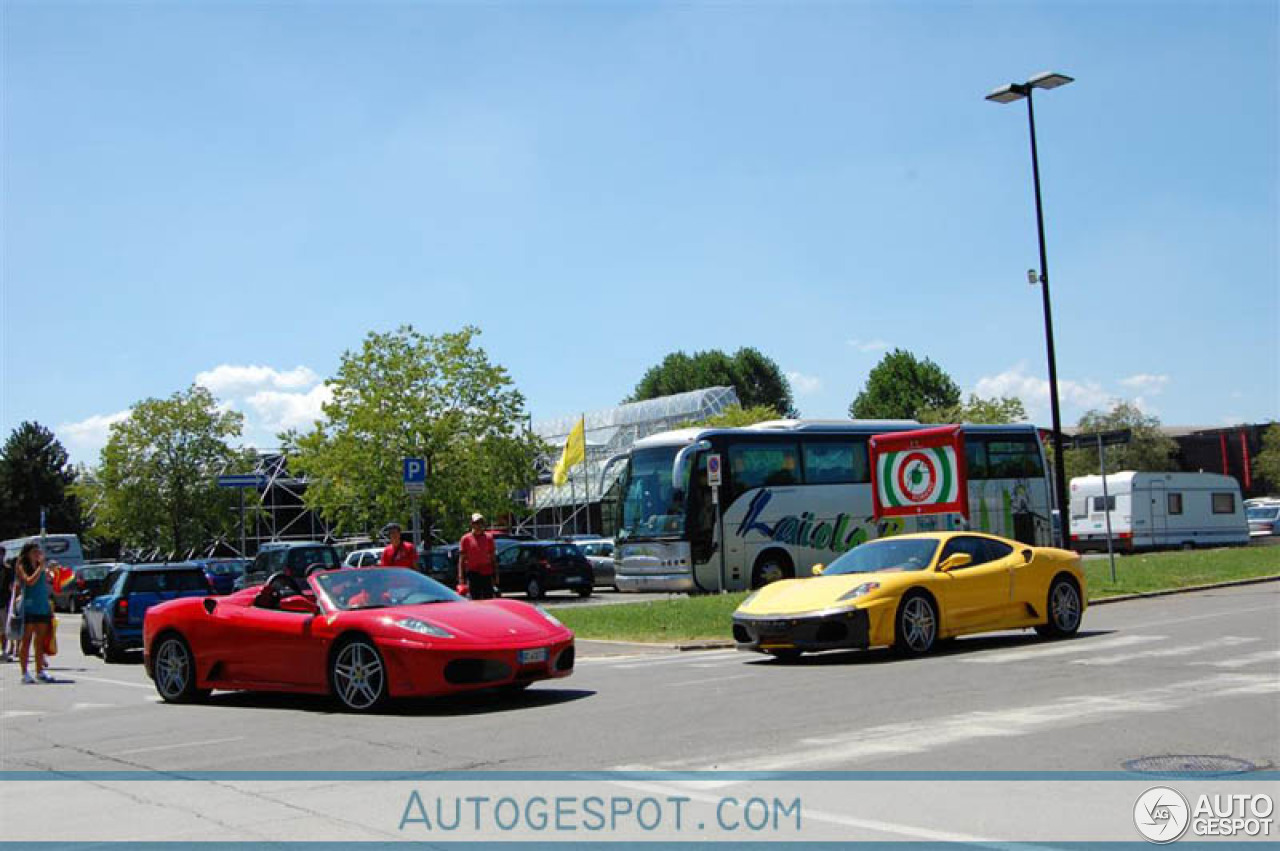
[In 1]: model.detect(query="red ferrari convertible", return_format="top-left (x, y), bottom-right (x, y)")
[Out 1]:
top-left (142, 568), bottom-right (575, 711)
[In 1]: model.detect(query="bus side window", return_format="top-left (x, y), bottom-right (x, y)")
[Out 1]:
top-left (728, 443), bottom-right (801, 499)
top-left (802, 442), bottom-right (868, 485)
top-left (985, 437), bottom-right (1045, 478)
top-left (965, 439), bottom-right (989, 479)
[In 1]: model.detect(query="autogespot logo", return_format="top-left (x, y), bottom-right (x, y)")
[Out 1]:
top-left (1135, 787), bottom-right (1191, 843)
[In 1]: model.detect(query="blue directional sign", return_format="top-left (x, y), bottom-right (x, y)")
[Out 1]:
top-left (217, 474), bottom-right (267, 488)
top-left (403, 457), bottom-right (426, 493)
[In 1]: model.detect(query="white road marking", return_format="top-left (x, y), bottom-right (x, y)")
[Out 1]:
top-left (1125, 602), bottom-right (1279, 631)
top-left (961, 633), bottom-right (1165, 664)
top-left (1195, 649), bottom-right (1280, 669)
top-left (660, 673), bottom-right (1280, 771)
top-left (604, 652), bottom-right (741, 670)
top-left (68, 674), bottom-right (155, 690)
top-left (70, 702), bottom-right (120, 711)
top-left (112, 736), bottom-right (245, 756)
top-left (1071, 636), bottom-right (1259, 667)
top-left (1, 710), bottom-right (45, 720)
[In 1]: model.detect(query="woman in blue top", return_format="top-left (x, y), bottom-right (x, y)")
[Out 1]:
top-left (16, 542), bottom-right (54, 684)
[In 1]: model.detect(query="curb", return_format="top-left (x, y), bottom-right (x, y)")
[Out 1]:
top-left (1087, 573), bottom-right (1280, 606)
top-left (673, 640), bottom-right (736, 651)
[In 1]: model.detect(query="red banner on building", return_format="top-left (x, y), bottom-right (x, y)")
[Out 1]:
top-left (870, 425), bottom-right (969, 520)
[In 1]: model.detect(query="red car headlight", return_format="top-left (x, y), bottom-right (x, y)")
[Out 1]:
top-left (395, 617), bottom-right (454, 639)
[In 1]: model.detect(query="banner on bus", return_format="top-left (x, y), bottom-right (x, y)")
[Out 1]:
top-left (871, 425), bottom-right (968, 520)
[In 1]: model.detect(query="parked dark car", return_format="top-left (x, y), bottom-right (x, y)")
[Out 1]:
top-left (234, 542), bottom-right (343, 591)
top-left (70, 563), bottom-right (126, 613)
top-left (193, 558), bottom-right (251, 594)
top-left (80, 563), bottom-right (214, 662)
top-left (495, 541), bottom-right (593, 599)
top-left (419, 544), bottom-right (459, 586)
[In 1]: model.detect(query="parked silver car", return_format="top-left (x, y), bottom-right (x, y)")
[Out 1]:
top-left (575, 538), bottom-right (616, 588)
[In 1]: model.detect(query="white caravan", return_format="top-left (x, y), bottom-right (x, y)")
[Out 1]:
top-left (1068, 472), bottom-right (1248, 552)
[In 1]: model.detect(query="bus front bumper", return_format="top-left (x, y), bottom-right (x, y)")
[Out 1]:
top-left (615, 573), bottom-right (697, 593)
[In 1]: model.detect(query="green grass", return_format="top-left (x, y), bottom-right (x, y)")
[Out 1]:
top-left (1084, 545), bottom-right (1279, 598)
top-left (559, 546), bottom-right (1279, 643)
top-left (558, 592), bottom-right (750, 643)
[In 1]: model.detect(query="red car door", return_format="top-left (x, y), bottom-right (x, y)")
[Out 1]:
top-left (222, 604), bottom-right (327, 688)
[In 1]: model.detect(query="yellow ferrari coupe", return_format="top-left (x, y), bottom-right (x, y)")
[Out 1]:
top-left (731, 531), bottom-right (1085, 659)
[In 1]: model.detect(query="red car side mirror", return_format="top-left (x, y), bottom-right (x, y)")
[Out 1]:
top-left (279, 595), bottom-right (318, 614)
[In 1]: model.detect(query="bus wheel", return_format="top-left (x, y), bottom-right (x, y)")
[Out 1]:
top-left (751, 551), bottom-right (793, 589)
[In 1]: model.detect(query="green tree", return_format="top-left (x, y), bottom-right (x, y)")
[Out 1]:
top-left (94, 386), bottom-right (248, 555)
top-left (0, 422), bottom-right (84, 539)
top-left (920, 394), bottom-right (1028, 425)
top-left (286, 326), bottom-right (542, 541)
top-left (627, 348), bottom-right (797, 417)
top-left (849, 349), bottom-right (960, 420)
top-left (1062, 401), bottom-right (1179, 481)
top-left (1251, 423), bottom-right (1280, 492)
top-left (680, 404), bottom-right (783, 429)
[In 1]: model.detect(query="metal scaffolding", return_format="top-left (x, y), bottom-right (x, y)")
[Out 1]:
top-left (522, 386), bottom-right (740, 537)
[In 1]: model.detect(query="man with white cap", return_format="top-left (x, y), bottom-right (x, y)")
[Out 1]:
top-left (458, 512), bottom-right (498, 600)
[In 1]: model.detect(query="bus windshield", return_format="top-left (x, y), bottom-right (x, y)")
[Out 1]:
top-left (618, 446), bottom-right (688, 540)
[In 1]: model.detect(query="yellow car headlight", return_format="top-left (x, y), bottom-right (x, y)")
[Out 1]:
top-left (837, 582), bottom-right (881, 602)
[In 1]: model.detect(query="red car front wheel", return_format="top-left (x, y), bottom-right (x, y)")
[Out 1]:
top-left (330, 639), bottom-right (388, 712)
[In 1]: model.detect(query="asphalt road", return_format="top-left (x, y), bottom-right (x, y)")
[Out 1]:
top-left (2, 582), bottom-right (1276, 775)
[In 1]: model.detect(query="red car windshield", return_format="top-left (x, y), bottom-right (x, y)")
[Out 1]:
top-left (312, 568), bottom-right (463, 611)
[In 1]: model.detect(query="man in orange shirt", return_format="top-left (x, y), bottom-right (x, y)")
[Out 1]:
top-left (458, 513), bottom-right (498, 600)
top-left (380, 523), bottom-right (418, 569)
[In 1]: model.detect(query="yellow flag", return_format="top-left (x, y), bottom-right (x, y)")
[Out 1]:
top-left (553, 417), bottom-right (586, 486)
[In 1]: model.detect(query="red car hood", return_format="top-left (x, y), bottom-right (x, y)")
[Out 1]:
top-left (348, 599), bottom-right (568, 645)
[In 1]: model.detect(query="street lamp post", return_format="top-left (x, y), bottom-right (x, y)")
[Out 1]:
top-left (987, 71), bottom-right (1073, 548)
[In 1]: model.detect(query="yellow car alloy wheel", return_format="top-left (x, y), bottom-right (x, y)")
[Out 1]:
top-left (896, 593), bottom-right (937, 655)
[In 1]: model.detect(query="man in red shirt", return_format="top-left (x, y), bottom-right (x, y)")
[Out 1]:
top-left (458, 512), bottom-right (498, 600)
top-left (380, 523), bottom-right (418, 569)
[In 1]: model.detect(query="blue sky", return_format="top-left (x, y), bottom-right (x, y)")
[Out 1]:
top-left (3, 0), bottom-right (1276, 464)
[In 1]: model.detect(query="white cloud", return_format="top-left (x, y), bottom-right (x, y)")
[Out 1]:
top-left (1118, 374), bottom-right (1170, 395)
top-left (244, 384), bottom-right (334, 434)
top-left (57, 410), bottom-right (130, 461)
top-left (786, 371), bottom-right (823, 395)
top-left (846, 339), bottom-right (891, 353)
top-left (974, 363), bottom-right (1112, 419)
top-left (195, 364), bottom-right (320, 398)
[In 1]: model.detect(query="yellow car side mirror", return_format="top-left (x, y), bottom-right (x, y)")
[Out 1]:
top-left (811, 564), bottom-right (826, 576)
top-left (938, 553), bottom-right (973, 572)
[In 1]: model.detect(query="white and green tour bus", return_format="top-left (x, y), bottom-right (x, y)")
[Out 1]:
top-left (606, 420), bottom-right (1054, 592)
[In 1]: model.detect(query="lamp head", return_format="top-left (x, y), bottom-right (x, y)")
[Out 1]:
top-left (1028, 71), bottom-right (1074, 90)
top-left (985, 84), bottom-right (1026, 104)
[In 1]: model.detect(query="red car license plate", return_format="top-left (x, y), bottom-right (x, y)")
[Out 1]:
top-left (518, 648), bottom-right (548, 665)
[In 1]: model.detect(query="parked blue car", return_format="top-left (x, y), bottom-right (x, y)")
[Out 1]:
top-left (80, 563), bottom-right (214, 662)
top-left (190, 557), bottom-right (251, 595)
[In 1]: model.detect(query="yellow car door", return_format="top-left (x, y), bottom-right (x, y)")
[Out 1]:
top-left (935, 536), bottom-right (1015, 633)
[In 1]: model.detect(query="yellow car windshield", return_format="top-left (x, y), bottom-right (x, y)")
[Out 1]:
top-left (824, 539), bottom-right (939, 575)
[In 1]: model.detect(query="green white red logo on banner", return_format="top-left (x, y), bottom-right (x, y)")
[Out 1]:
top-left (870, 426), bottom-right (969, 519)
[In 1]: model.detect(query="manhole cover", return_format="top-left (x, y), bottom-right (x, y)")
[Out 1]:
top-left (1124, 755), bottom-right (1261, 777)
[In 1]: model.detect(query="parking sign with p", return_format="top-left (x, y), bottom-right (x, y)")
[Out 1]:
top-left (403, 457), bottom-right (426, 493)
